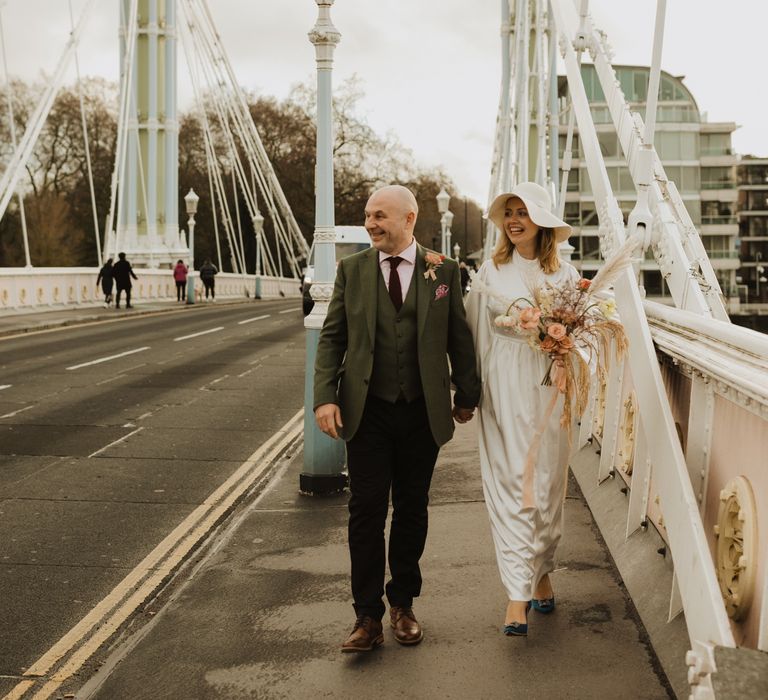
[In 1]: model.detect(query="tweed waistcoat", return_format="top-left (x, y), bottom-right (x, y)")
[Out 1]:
top-left (368, 270), bottom-right (422, 403)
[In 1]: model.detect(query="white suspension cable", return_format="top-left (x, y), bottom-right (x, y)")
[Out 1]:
top-left (105, 0), bottom-right (140, 259)
top-left (0, 3), bottom-right (30, 267)
top-left (0, 0), bottom-right (99, 233)
top-left (67, 0), bottom-right (101, 264)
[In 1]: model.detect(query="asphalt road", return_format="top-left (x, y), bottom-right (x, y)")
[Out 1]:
top-left (0, 300), bottom-right (307, 690)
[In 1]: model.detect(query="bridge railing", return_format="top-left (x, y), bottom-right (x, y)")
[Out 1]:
top-left (0, 268), bottom-right (300, 311)
top-left (581, 299), bottom-right (768, 692)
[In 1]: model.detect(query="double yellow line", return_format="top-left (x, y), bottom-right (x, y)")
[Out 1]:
top-left (4, 408), bottom-right (305, 700)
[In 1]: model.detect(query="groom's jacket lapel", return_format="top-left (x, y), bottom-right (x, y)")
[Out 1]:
top-left (357, 247), bottom-right (379, 347)
top-left (415, 243), bottom-right (434, 340)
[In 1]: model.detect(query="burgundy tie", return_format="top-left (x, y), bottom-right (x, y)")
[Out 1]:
top-left (388, 256), bottom-right (403, 311)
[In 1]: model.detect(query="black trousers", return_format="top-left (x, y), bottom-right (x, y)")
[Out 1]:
top-left (346, 394), bottom-right (440, 620)
top-left (203, 279), bottom-right (215, 298)
top-left (176, 280), bottom-right (185, 301)
top-left (115, 286), bottom-right (131, 307)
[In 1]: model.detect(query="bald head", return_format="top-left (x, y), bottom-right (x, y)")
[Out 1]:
top-left (364, 185), bottom-right (419, 255)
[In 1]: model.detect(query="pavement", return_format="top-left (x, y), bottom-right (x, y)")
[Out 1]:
top-left (0, 298), bottom-right (254, 338)
top-left (72, 418), bottom-right (673, 700)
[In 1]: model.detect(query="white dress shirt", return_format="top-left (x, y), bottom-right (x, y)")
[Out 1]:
top-left (379, 237), bottom-right (417, 298)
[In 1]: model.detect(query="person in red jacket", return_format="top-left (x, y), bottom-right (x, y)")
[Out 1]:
top-left (173, 260), bottom-right (188, 302)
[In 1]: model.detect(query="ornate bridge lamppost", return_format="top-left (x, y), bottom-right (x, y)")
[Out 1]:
top-left (252, 210), bottom-right (264, 299)
top-left (301, 0), bottom-right (346, 495)
top-left (184, 188), bottom-right (199, 304)
top-left (436, 187), bottom-right (453, 256)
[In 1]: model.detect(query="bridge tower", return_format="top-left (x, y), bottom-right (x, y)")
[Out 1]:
top-left (111, 0), bottom-right (186, 268)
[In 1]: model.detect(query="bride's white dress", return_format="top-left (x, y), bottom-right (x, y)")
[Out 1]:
top-left (465, 250), bottom-right (580, 601)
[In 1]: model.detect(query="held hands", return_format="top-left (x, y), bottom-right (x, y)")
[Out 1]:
top-left (452, 406), bottom-right (475, 424)
top-left (315, 403), bottom-right (343, 440)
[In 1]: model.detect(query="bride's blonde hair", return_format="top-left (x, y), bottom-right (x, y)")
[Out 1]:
top-left (492, 227), bottom-right (561, 274)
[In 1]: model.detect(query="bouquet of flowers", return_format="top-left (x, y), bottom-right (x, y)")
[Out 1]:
top-left (472, 238), bottom-right (636, 428)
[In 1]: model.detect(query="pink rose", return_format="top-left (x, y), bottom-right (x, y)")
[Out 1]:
top-left (577, 278), bottom-right (591, 291)
top-left (519, 307), bottom-right (541, 330)
top-left (425, 252), bottom-right (445, 266)
top-left (547, 323), bottom-right (567, 341)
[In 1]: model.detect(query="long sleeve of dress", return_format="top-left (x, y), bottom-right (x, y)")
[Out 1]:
top-left (464, 261), bottom-right (493, 382)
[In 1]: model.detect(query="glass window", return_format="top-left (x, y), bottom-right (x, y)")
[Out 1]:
top-left (598, 132), bottom-right (620, 158)
top-left (702, 133), bottom-right (731, 157)
top-left (566, 168), bottom-right (580, 192)
top-left (701, 166), bottom-right (734, 189)
top-left (682, 166), bottom-right (700, 191)
top-left (581, 234), bottom-right (601, 259)
top-left (633, 71), bottom-right (648, 102)
top-left (660, 77), bottom-right (676, 101)
top-left (564, 202), bottom-right (580, 225)
top-left (580, 203), bottom-right (599, 227)
top-left (684, 199), bottom-right (701, 224)
top-left (680, 132), bottom-right (698, 159)
top-left (656, 131), bottom-right (681, 160)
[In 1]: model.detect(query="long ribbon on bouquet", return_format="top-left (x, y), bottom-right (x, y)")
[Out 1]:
top-left (521, 362), bottom-right (567, 510)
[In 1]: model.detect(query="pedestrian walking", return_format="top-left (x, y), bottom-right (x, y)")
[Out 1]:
top-left (199, 259), bottom-right (218, 301)
top-left (314, 185), bottom-right (480, 653)
top-left (112, 252), bottom-right (138, 309)
top-left (96, 258), bottom-right (114, 306)
top-left (173, 259), bottom-right (188, 302)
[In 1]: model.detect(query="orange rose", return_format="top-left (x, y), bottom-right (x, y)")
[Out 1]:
top-left (555, 335), bottom-right (575, 355)
top-left (519, 307), bottom-right (541, 330)
top-left (547, 323), bottom-right (567, 341)
top-left (577, 278), bottom-right (591, 290)
top-left (540, 336), bottom-right (558, 353)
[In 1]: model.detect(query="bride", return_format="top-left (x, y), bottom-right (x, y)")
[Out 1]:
top-left (465, 182), bottom-right (579, 636)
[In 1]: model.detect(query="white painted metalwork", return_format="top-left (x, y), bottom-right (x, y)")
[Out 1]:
top-left (486, 1), bottom-right (759, 693)
top-left (0, 268), bottom-right (298, 310)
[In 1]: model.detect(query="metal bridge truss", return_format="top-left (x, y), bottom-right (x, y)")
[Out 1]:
top-left (489, 1), bottom-right (744, 696)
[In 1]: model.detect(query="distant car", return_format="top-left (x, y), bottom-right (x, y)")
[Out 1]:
top-left (302, 226), bottom-right (371, 316)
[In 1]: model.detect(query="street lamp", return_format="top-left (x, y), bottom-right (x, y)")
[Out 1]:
top-left (436, 187), bottom-right (451, 256)
top-left (184, 188), bottom-right (199, 305)
top-left (302, 0), bottom-right (346, 495)
top-left (453, 242), bottom-right (461, 260)
top-left (252, 210), bottom-right (264, 299)
top-left (444, 210), bottom-right (454, 257)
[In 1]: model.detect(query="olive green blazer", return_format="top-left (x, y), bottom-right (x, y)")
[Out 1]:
top-left (313, 243), bottom-right (480, 446)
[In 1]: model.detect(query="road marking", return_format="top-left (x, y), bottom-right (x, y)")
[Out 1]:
top-left (0, 405), bottom-right (33, 419)
top-left (88, 427), bottom-right (144, 459)
top-left (66, 347), bottom-right (150, 371)
top-left (3, 680), bottom-right (34, 699)
top-left (237, 314), bottom-right (270, 325)
top-left (278, 308), bottom-right (298, 314)
top-left (173, 326), bottom-right (224, 342)
top-left (10, 409), bottom-right (304, 700)
top-left (237, 365), bottom-right (260, 378)
top-left (0, 384), bottom-right (11, 390)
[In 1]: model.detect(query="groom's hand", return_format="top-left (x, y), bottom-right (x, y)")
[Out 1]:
top-left (452, 406), bottom-right (474, 424)
top-left (315, 403), bottom-right (343, 439)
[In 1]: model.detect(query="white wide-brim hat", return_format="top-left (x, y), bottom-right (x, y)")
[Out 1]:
top-left (487, 182), bottom-right (571, 243)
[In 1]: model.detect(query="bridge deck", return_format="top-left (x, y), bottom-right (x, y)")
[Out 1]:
top-left (74, 419), bottom-right (672, 700)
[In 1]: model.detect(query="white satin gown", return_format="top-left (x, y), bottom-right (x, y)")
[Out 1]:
top-left (465, 251), bottom-right (580, 601)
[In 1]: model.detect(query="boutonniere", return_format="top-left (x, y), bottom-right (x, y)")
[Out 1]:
top-left (423, 252), bottom-right (446, 282)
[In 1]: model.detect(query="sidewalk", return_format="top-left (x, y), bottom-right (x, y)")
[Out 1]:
top-left (0, 299), bottom-right (255, 337)
top-left (76, 420), bottom-right (672, 699)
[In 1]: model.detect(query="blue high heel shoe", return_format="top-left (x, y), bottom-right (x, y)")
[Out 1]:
top-left (503, 601), bottom-right (531, 636)
top-left (531, 596), bottom-right (555, 614)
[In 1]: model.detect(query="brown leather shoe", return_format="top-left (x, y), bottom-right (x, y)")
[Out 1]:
top-left (341, 615), bottom-right (384, 653)
top-left (389, 606), bottom-right (423, 645)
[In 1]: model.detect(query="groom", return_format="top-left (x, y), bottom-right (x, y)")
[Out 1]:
top-left (314, 185), bottom-right (480, 652)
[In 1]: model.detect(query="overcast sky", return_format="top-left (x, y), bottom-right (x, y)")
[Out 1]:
top-left (1, 0), bottom-right (765, 203)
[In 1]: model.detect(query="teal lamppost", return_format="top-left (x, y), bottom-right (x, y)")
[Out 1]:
top-left (301, 0), bottom-right (346, 495)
